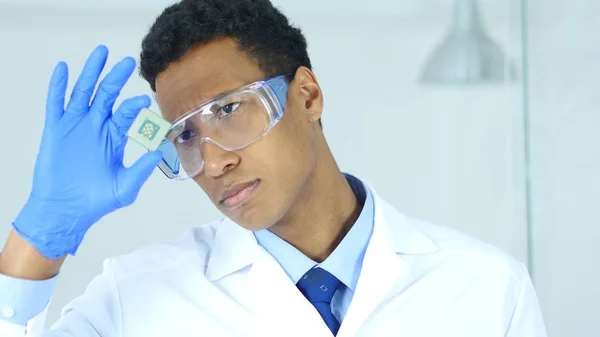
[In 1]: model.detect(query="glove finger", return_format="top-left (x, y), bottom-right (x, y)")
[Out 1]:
top-left (89, 56), bottom-right (137, 127)
top-left (115, 151), bottom-right (163, 206)
top-left (65, 45), bottom-right (109, 115)
top-left (44, 62), bottom-right (69, 128)
top-left (111, 95), bottom-right (152, 135)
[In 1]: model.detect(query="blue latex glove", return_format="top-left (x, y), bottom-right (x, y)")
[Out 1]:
top-left (13, 46), bottom-right (163, 259)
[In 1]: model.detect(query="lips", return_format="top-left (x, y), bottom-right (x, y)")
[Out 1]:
top-left (220, 180), bottom-right (260, 208)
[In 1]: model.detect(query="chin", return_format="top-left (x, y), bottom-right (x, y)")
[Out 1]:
top-left (220, 203), bottom-right (283, 232)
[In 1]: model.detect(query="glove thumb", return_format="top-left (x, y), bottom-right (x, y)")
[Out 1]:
top-left (117, 151), bottom-right (163, 206)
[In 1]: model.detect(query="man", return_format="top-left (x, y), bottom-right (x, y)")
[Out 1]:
top-left (0, 0), bottom-right (546, 336)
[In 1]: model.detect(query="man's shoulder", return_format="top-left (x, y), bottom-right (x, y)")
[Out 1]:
top-left (405, 214), bottom-right (527, 279)
top-left (379, 199), bottom-right (527, 282)
top-left (413, 216), bottom-right (517, 258)
top-left (107, 219), bottom-right (225, 281)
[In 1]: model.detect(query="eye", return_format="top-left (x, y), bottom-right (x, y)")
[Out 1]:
top-left (174, 129), bottom-right (197, 145)
top-left (218, 102), bottom-right (241, 116)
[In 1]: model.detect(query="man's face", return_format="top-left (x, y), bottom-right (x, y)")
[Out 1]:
top-left (155, 38), bottom-right (323, 230)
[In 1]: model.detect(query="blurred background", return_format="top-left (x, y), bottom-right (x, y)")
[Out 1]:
top-left (0, 0), bottom-right (598, 335)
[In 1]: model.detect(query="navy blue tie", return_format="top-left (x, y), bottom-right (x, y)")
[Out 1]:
top-left (296, 267), bottom-right (341, 335)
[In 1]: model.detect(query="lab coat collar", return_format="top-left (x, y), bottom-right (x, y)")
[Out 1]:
top-left (367, 180), bottom-right (439, 255)
top-left (205, 217), bottom-right (258, 281)
top-left (204, 179), bottom-right (440, 336)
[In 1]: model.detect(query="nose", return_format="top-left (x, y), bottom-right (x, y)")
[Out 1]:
top-left (201, 140), bottom-right (240, 178)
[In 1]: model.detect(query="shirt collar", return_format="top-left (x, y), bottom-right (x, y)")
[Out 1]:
top-left (254, 174), bottom-right (374, 291)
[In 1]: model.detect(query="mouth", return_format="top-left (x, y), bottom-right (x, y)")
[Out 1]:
top-left (220, 180), bottom-right (261, 209)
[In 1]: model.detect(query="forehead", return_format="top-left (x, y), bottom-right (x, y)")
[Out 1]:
top-left (155, 38), bottom-right (265, 122)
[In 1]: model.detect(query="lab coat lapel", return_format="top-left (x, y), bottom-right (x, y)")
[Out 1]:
top-left (205, 218), bottom-right (329, 336)
top-left (248, 248), bottom-right (333, 336)
top-left (338, 187), bottom-right (439, 337)
top-left (337, 197), bottom-right (406, 337)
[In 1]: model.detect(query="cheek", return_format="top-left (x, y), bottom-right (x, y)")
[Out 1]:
top-left (283, 107), bottom-right (317, 160)
top-left (257, 108), bottom-right (316, 176)
top-left (282, 104), bottom-right (311, 144)
top-left (194, 176), bottom-right (218, 202)
top-left (233, 115), bottom-right (314, 184)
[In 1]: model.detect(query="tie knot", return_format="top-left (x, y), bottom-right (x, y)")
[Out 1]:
top-left (296, 267), bottom-right (341, 304)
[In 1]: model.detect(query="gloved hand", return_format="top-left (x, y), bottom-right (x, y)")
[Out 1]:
top-left (13, 46), bottom-right (163, 259)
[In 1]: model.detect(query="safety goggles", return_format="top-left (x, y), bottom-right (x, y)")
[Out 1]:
top-left (155, 74), bottom-right (293, 180)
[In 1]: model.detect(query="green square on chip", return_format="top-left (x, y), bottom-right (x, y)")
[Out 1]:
top-left (138, 119), bottom-right (160, 141)
top-left (127, 108), bottom-right (172, 151)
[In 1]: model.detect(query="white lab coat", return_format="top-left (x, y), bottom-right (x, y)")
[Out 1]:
top-left (1, 188), bottom-right (547, 337)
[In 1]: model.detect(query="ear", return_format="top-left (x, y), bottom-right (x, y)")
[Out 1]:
top-left (292, 66), bottom-right (323, 123)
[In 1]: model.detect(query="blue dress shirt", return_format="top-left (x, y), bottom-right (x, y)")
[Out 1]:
top-left (0, 174), bottom-right (374, 326)
top-left (254, 174), bottom-right (375, 323)
top-left (0, 271), bottom-right (57, 325)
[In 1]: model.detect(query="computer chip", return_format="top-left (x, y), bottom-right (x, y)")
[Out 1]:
top-left (126, 108), bottom-right (172, 151)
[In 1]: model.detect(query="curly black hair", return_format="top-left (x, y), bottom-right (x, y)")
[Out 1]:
top-left (139, 0), bottom-right (312, 93)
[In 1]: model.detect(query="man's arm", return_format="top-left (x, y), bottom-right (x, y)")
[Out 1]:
top-left (0, 229), bottom-right (63, 335)
top-left (0, 236), bottom-right (122, 337)
top-left (504, 264), bottom-right (548, 337)
top-left (0, 229), bottom-right (67, 281)
top-left (0, 45), bottom-right (161, 337)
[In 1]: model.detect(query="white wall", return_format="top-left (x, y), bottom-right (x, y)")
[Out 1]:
top-left (0, 0), bottom-right (595, 336)
top-left (527, 1), bottom-right (600, 336)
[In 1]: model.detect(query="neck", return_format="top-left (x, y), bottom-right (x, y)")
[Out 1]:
top-left (269, 137), bottom-right (361, 263)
